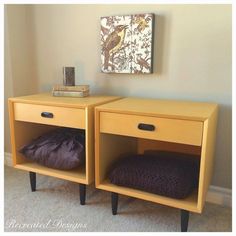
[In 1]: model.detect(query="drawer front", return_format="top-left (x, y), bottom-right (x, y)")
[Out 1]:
top-left (100, 112), bottom-right (203, 146)
top-left (14, 103), bottom-right (85, 129)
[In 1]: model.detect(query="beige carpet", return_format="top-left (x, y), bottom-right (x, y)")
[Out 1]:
top-left (4, 166), bottom-right (232, 232)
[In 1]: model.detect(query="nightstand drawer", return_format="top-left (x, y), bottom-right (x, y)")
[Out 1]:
top-left (14, 103), bottom-right (85, 128)
top-left (100, 112), bottom-right (203, 146)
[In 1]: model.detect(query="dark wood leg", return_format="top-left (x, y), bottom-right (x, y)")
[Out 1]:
top-left (111, 192), bottom-right (118, 215)
top-left (79, 184), bottom-right (86, 205)
top-left (29, 172), bottom-right (36, 192)
top-left (181, 209), bottom-right (189, 232)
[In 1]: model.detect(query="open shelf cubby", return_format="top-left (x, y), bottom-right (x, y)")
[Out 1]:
top-left (96, 133), bottom-right (202, 213)
top-left (11, 121), bottom-right (87, 184)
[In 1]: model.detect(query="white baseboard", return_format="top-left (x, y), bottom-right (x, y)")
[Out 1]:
top-left (4, 152), bottom-right (232, 208)
top-left (4, 152), bottom-right (13, 167)
top-left (206, 185), bottom-right (232, 207)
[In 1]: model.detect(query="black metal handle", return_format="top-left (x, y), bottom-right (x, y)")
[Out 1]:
top-left (41, 112), bottom-right (53, 118)
top-left (138, 123), bottom-right (155, 131)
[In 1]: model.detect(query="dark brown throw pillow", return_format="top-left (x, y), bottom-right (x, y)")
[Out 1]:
top-left (109, 151), bottom-right (200, 199)
top-left (19, 128), bottom-right (85, 170)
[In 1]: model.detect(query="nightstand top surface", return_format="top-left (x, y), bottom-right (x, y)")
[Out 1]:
top-left (96, 97), bottom-right (218, 121)
top-left (9, 93), bottom-right (121, 108)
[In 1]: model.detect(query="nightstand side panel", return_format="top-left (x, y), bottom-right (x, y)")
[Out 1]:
top-left (198, 106), bottom-right (219, 212)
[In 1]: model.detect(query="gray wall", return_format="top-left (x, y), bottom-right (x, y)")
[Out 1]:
top-left (5, 4), bottom-right (232, 189)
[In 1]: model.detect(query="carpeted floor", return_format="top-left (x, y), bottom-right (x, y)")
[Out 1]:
top-left (4, 166), bottom-right (232, 232)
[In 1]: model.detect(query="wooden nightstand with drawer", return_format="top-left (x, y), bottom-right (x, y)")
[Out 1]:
top-left (95, 97), bottom-right (218, 231)
top-left (8, 93), bottom-right (121, 205)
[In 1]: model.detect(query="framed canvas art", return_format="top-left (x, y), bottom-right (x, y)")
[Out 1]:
top-left (101, 13), bottom-right (155, 74)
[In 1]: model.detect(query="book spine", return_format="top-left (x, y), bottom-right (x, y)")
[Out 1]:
top-left (53, 85), bottom-right (89, 92)
top-left (52, 90), bottom-right (89, 97)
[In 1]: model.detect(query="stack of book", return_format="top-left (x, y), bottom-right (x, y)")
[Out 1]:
top-left (52, 84), bottom-right (90, 97)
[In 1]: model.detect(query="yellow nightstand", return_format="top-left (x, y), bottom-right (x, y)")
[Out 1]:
top-left (8, 93), bottom-right (121, 205)
top-left (95, 97), bottom-right (218, 231)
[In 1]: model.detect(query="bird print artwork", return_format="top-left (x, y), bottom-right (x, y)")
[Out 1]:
top-left (103, 25), bottom-right (128, 70)
top-left (133, 14), bottom-right (152, 33)
top-left (101, 13), bottom-right (154, 74)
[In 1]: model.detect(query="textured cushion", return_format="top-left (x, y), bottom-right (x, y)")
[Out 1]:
top-left (109, 151), bottom-right (200, 199)
top-left (19, 128), bottom-right (85, 170)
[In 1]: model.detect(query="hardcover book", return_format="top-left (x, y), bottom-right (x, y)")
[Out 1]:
top-left (52, 90), bottom-right (90, 98)
top-left (53, 84), bottom-right (90, 92)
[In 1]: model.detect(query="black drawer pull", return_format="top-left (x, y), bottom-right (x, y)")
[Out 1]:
top-left (41, 112), bottom-right (53, 118)
top-left (138, 123), bottom-right (155, 131)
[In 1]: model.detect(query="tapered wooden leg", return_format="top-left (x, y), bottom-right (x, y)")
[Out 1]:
top-left (79, 184), bottom-right (86, 205)
top-left (111, 192), bottom-right (118, 215)
top-left (29, 172), bottom-right (36, 192)
top-left (181, 209), bottom-right (189, 232)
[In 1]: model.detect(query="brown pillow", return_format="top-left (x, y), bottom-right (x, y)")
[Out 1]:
top-left (19, 128), bottom-right (85, 170)
top-left (109, 152), bottom-right (200, 199)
